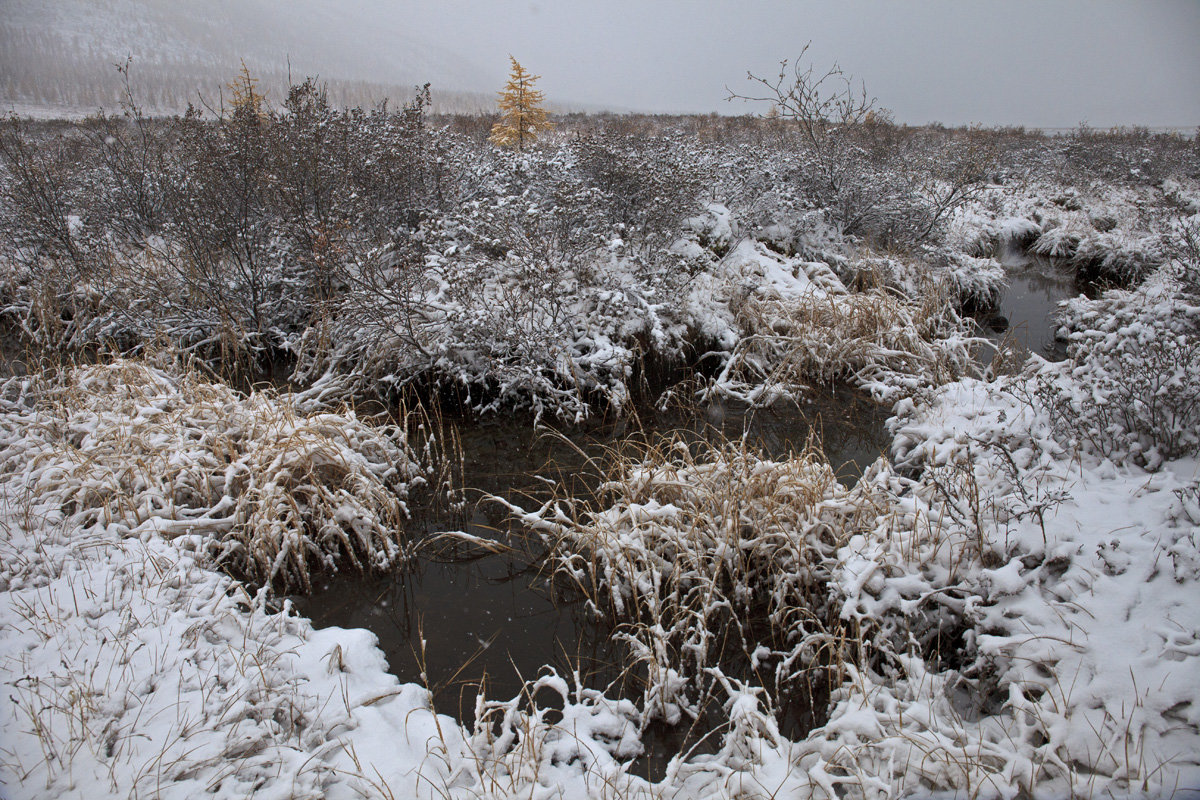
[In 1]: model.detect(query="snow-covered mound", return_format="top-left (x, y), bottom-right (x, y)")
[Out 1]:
top-left (703, 239), bottom-right (980, 404)
top-left (0, 510), bottom-right (449, 799)
top-left (868, 374), bottom-right (1200, 798)
top-left (0, 360), bottom-right (428, 592)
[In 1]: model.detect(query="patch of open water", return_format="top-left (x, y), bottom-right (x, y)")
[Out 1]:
top-left (294, 254), bottom-right (1104, 772)
top-left (290, 388), bottom-right (889, 774)
top-left (979, 250), bottom-right (1094, 361)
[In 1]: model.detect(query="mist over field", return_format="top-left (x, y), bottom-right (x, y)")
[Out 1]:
top-left (3, 0), bottom-right (1199, 127)
top-left (1, 0), bottom-right (496, 113)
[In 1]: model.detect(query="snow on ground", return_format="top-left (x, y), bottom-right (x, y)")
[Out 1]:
top-left (0, 507), bottom-right (441, 799)
top-left (3, 166), bottom-right (1200, 796)
top-left (0, 462), bottom-right (662, 799)
top-left (4, 292), bottom-right (1200, 798)
top-left (855, 376), bottom-right (1200, 798)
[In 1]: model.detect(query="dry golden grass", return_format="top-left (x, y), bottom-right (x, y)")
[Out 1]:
top-left (713, 285), bottom-right (977, 404)
top-left (0, 358), bottom-right (440, 592)
top-left (502, 431), bottom-right (878, 725)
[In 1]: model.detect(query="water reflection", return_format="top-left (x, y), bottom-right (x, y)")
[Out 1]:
top-left (983, 251), bottom-right (1090, 361)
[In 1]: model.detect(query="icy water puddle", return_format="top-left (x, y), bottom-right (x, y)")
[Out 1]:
top-left (290, 389), bottom-right (889, 772)
top-left (981, 251), bottom-right (1093, 361)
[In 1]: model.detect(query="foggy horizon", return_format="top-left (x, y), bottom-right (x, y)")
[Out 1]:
top-left (3, 0), bottom-right (1199, 128)
top-left (415, 0), bottom-right (1200, 129)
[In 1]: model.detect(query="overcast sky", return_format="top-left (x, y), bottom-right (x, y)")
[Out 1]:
top-left (397, 0), bottom-right (1200, 128)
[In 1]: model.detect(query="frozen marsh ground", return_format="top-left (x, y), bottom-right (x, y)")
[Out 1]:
top-left (3, 327), bottom-right (1198, 798)
top-left (1, 107), bottom-right (1199, 797)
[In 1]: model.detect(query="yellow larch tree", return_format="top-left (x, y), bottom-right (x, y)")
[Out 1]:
top-left (489, 56), bottom-right (553, 151)
top-left (227, 60), bottom-right (267, 120)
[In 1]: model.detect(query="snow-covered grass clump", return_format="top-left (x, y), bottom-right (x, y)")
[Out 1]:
top-left (1041, 227), bottom-right (1165, 286)
top-left (704, 239), bottom-right (981, 404)
top-left (506, 435), bottom-right (851, 726)
top-left (947, 211), bottom-right (1042, 261)
top-left (0, 359), bottom-right (427, 592)
top-left (1, 518), bottom-right (382, 798)
top-left (933, 252), bottom-right (1007, 310)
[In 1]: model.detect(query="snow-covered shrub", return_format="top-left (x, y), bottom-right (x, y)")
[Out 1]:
top-left (786, 131), bottom-right (990, 252)
top-left (1056, 124), bottom-right (1198, 185)
top-left (1038, 273), bottom-right (1200, 467)
top-left (574, 130), bottom-right (704, 257)
top-left (1, 103), bottom-right (1190, 422)
top-left (297, 203), bottom-right (688, 420)
top-left (755, 205), bottom-right (849, 264)
top-left (287, 138), bottom-right (712, 420)
top-left (0, 359), bottom-right (430, 591)
top-left (0, 84), bottom-right (444, 373)
top-left (0, 115), bottom-right (85, 262)
top-left (0, 118), bottom-right (131, 353)
top-left (1170, 209), bottom-right (1200, 293)
top-left (729, 52), bottom-right (992, 251)
top-left (856, 128), bottom-right (997, 250)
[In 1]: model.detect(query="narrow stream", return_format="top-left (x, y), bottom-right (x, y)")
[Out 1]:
top-left (981, 250), bottom-right (1094, 360)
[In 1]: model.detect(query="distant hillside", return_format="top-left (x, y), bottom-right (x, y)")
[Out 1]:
top-left (0, 0), bottom-right (501, 115)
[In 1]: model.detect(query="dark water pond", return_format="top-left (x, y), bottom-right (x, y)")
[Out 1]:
top-left (289, 388), bottom-right (889, 772)
top-left (980, 250), bottom-right (1091, 361)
